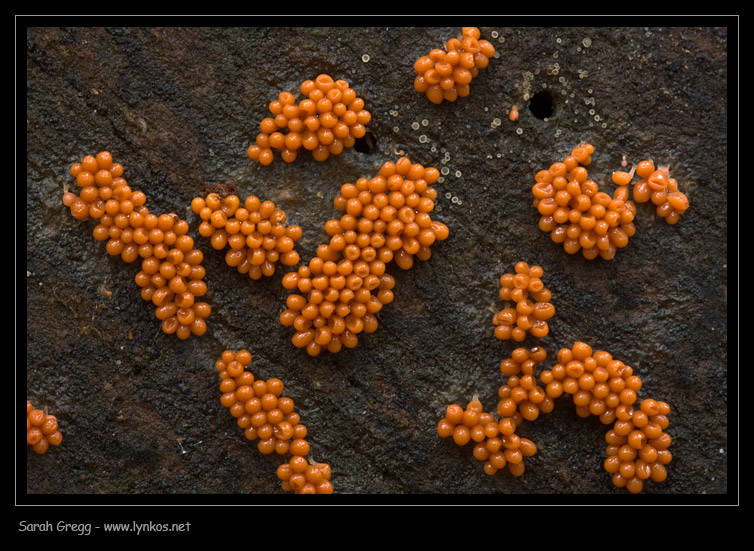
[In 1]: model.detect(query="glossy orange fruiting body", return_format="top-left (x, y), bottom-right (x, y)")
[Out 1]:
top-left (492, 262), bottom-right (555, 342)
top-left (533, 146), bottom-right (690, 259)
top-left (215, 349), bottom-right (333, 494)
top-left (279, 156), bottom-right (449, 356)
top-left (26, 400), bottom-right (63, 454)
top-left (413, 27), bottom-right (495, 104)
top-left (247, 74), bottom-right (370, 165)
top-left (437, 394), bottom-right (538, 478)
top-left (64, 152), bottom-right (210, 338)
top-left (193, 192), bottom-right (302, 280)
top-left (531, 144), bottom-right (637, 260)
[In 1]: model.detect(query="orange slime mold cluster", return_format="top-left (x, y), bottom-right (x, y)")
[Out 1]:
top-left (497, 346), bottom-right (553, 422)
top-left (532, 144), bottom-right (691, 260)
top-left (492, 261), bottom-right (555, 341)
top-left (63, 152), bottom-right (211, 339)
top-left (439, 268), bottom-right (673, 493)
top-left (247, 74), bottom-right (370, 165)
top-left (215, 349), bottom-right (333, 494)
top-left (192, 191), bottom-right (302, 280)
top-left (27, 400), bottom-right (63, 455)
top-left (413, 27), bottom-right (495, 104)
top-left (280, 156), bottom-right (449, 356)
top-left (603, 398), bottom-right (672, 494)
top-left (542, 341), bottom-right (673, 493)
top-left (632, 160), bottom-right (690, 224)
top-left (531, 144), bottom-right (637, 260)
top-left (540, 342), bottom-right (643, 424)
top-left (438, 347), bottom-right (551, 478)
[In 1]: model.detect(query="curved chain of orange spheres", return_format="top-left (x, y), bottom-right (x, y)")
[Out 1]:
top-left (191, 192), bottom-right (302, 280)
top-left (413, 27), bottom-right (495, 104)
top-left (215, 349), bottom-right (334, 494)
top-left (539, 341), bottom-right (673, 493)
top-left (439, 269), bottom-right (674, 493)
top-left (27, 400), bottom-right (63, 455)
top-left (279, 156), bottom-right (449, 356)
top-left (246, 74), bottom-right (370, 165)
top-left (492, 262), bottom-right (555, 342)
top-left (63, 152), bottom-right (211, 339)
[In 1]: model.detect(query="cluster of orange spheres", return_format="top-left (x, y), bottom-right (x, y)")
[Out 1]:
top-left (192, 192), bottom-right (302, 280)
top-left (215, 349), bottom-right (333, 494)
top-left (437, 395), bottom-right (538, 478)
top-left (439, 338), bottom-right (673, 493)
top-left (438, 347), bottom-right (551, 477)
top-left (604, 398), bottom-right (672, 494)
top-left (532, 144), bottom-right (691, 260)
top-left (63, 152), bottom-right (211, 339)
top-left (497, 346), bottom-right (554, 422)
top-left (27, 400), bottom-right (63, 455)
top-left (531, 144), bottom-right (638, 260)
top-left (632, 160), bottom-right (690, 224)
top-left (492, 262), bottom-right (555, 341)
top-left (246, 74), bottom-right (370, 165)
top-left (413, 27), bottom-right (495, 104)
top-left (280, 157), bottom-right (449, 355)
top-left (539, 342), bottom-right (644, 425)
top-left (539, 341), bottom-right (673, 493)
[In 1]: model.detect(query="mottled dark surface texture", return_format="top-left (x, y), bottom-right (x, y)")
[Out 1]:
top-left (24, 25), bottom-right (730, 500)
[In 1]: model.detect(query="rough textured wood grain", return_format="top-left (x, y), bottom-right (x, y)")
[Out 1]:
top-left (25, 26), bottom-right (729, 498)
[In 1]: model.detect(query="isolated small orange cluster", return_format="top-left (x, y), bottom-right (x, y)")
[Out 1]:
top-left (215, 349), bottom-right (333, 494)
top-left (280, 157), bottom-right (449, 355)
top-left (247, 74), bottom-right (370, 165)
top-left (492, 262), bottom-right (555, 341)
top-left (192, 192), bottom-right (302, 280)
top-left (532, 144), bottom-right (691, 260)
top-left (413, 27), bottom-right (495, 104)
top-left (63, 152), bottom-right (211, 339)
top-left (27, 400), bottom-right (63, 455)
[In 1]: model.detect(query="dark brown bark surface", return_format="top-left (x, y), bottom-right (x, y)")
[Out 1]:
top-left (24, 25), bottom-right (730, 500)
